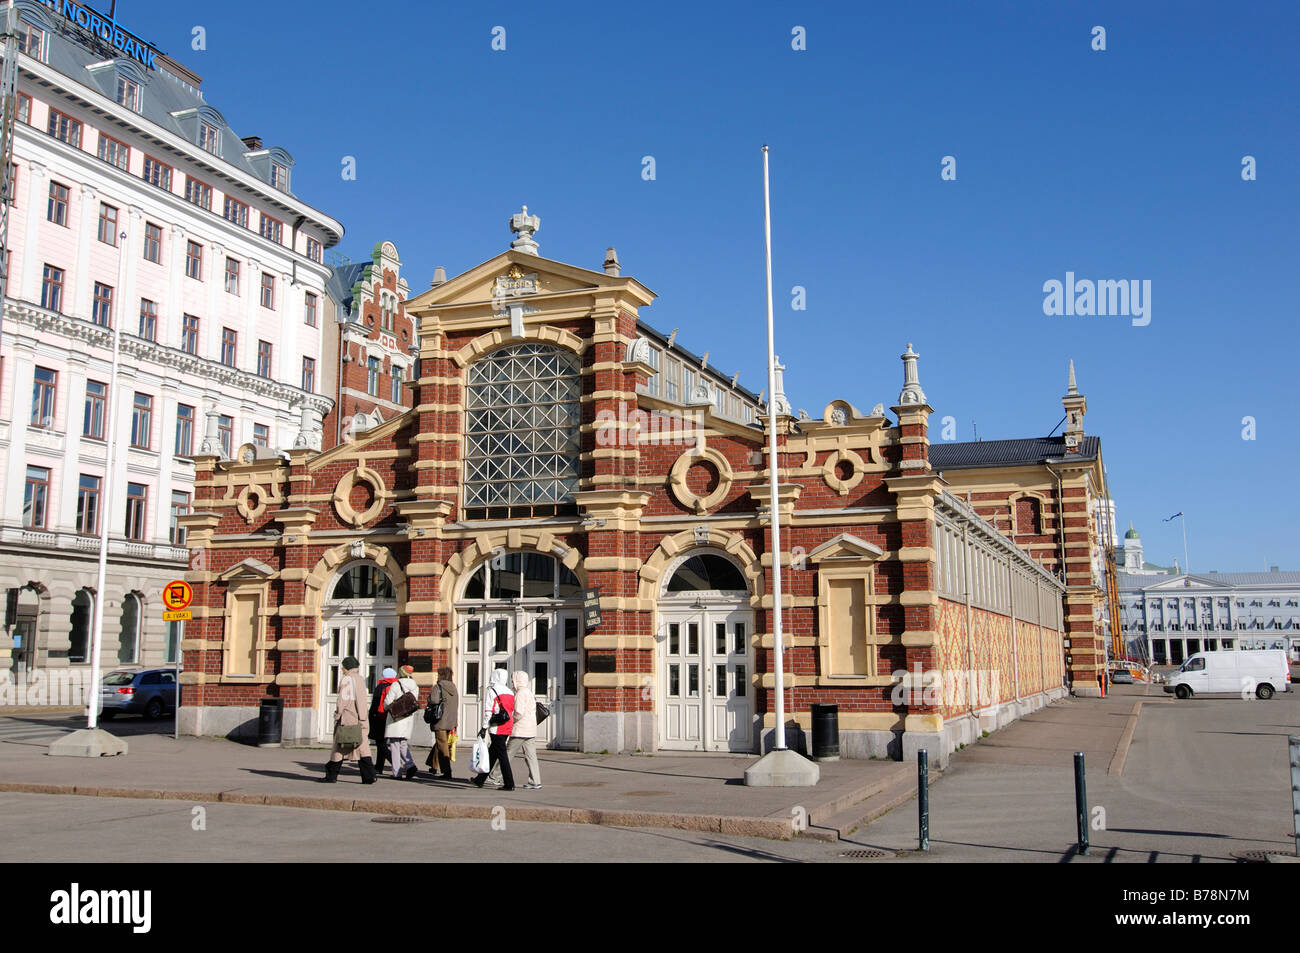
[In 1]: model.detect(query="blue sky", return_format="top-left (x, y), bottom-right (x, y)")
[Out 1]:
top-left (131, 0), bottom-right (1298, 570)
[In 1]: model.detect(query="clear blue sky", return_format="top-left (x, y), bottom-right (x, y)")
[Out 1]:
top-left (130, 0), bottom-right (1299, 571)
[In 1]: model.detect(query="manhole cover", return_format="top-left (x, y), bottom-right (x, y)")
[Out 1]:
top-left (560, 781), bottom-right (608, 787)
top-left (625, 790), bottom-right (671, 797)
top-left (370, 816), bottom-right (425, 824)
top-left (839, 849), bottom-right (890, 859)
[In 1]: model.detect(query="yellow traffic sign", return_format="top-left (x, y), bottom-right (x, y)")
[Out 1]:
top-left (163, 610), bottom-right (192, 622)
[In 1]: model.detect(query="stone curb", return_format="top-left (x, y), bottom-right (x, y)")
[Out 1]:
top-left (0, 782), bottom-right (796, 841)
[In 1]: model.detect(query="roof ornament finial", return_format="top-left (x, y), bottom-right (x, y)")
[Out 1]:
top-left (509, 205), bottom-right (541, 255)
top-left (897, 342), bottom-right (927, 405)
top-left (1067, 358), bottom-right (1078, 395)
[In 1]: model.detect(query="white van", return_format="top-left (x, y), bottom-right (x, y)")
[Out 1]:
top-left (1163, 650), bottom-right (1292, 700)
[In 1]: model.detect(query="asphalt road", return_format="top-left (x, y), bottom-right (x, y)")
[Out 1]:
top-left (852, 682), bottom-right (1300, 862)
top-left (1, 684), bottom-right (1296, 863)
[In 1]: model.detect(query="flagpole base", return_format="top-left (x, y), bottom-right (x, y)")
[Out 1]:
top-left (743, 747), bottom-right (820, 787)
top-left (47, 728), bottom-right (128, 758)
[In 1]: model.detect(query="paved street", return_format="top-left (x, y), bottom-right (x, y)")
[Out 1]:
top-left (852, 682), bottom-right (1299, 862)
top-left (2, 682), bottom-right (1296, 863)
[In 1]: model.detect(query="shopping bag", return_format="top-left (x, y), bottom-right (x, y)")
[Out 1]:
top-left (448, 731), bottom-right (458, 761)
top-left (470, 736), bottom-right (490, 775)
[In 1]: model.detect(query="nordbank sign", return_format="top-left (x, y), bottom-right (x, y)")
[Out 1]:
top-left (35, 0), bottom-right (161, 69)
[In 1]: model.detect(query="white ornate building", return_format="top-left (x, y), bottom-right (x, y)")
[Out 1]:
top-left (0, 2), bottom-right (341, 698)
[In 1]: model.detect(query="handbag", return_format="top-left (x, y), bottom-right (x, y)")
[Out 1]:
top-left (334, 723), bottom-right (363, 747)
top-left (535, 699), bottom-right (551, 724)
top-left (423, 685), bottom-right (445, 726)
top-left (487, 689), bottom-right (510, 726)
top-left (387, 689), bottom-right (419, 721)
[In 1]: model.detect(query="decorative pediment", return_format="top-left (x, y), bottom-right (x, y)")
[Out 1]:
top-left (218, 558), bottom-right (277, 582)
top-left (808, 533), bottom-right (886, 563)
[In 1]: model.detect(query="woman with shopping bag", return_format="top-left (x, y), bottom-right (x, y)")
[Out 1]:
top-left (471, 668), bottom-right (514, 790)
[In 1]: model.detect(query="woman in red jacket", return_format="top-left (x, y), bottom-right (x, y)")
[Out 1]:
top-left (472, 668), bottom-right (515, 791)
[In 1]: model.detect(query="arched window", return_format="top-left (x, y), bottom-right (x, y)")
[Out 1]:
top-left (461, 552), bottom-right (581, 601)
top-left (330, 564), bottom-right (395, 600)
top-left (69, 589), bottom-right (93, 663)
top-left (464, 343), bottom-right (581, 519)
top-left (118, 592), bottom-right (141, 664)
top-left (666, 554), bottom-right (747, 593)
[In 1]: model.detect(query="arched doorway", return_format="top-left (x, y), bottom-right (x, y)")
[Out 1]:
top-left (316, 562), bottom-right (399, 742)
top-left (656, 551), bottom-right (754, 752)
top-left (454, 552), bottom-right (583, 749)
top-left (9, 585), bottom-right (41, 678)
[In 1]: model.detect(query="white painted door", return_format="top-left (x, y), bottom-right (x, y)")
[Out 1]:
top-left (318, 613), bottom-right (397, 742)
top-left (658, 607), bottom-right (753, 752)
top-left (458, 613), bottom-right (513, 739)
top-left (459, 609), bottom-right (581, 750)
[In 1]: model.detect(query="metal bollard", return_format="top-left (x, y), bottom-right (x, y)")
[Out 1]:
top-left (1290, 735), bottom-right (1299, 857)
top-left (1074, 751), bottom-right (1089, 856)
top-left (918, 748), bottom-right (930, 852)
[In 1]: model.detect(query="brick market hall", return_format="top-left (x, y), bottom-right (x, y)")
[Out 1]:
top-left (180, 209), bottom-right (1108, 765)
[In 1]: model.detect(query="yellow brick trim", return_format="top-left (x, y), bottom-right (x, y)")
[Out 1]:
top-left (582, 673), bottom-right (647, 689)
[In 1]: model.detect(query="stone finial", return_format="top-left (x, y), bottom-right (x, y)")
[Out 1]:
top-left (199, 407), bottom-right (224, 457)
top-left (1067, 358), bottom-right (1078, 395)
top-left (772, 356), bottom-right (792, 416)
top-left (293, 402), bottom-right (323, 451)
top-left (897, 342), bottom-right (927, 405)
top-left (509, 205), bottom-right (540, 255)
top-left (603, 247), bottom-right (620, 277)
top-left (431, 265), bottom-right (447, 287)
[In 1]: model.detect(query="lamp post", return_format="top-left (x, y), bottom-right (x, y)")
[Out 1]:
top-left (49, 230), bottom-right (130, 756)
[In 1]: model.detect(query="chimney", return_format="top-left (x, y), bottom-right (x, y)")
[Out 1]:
top-left (603, 247), bottom-right (621, 277)
top-left (431, 266), bottom-right (446, 287)
top-left (241, 136), bottom-right (263, 150)
top-left (1271, 566), bottom-right (1279, 573)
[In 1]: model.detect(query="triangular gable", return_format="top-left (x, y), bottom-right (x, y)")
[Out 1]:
top-left (219, 558), bottom-right (277, 582)
top-left (306, 407), bottom-right (417, 473)
top-left (809, 533), bottom-right (885, 562)
top-left (1142, 574), bottom-right (1220, 591)
top-left (406, 250), bottom-right (654, 314)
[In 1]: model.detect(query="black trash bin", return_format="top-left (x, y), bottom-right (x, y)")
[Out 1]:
top-left (257, 697), bottom-right (283, 747)
top-left (810, 703), bottom-right (840, 761)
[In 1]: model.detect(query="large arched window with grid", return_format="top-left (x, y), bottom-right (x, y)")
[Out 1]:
top-left (463, 343), bottom-right (581, 519)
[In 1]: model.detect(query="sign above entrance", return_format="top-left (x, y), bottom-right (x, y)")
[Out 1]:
top-left (583, 587), bottom-right (601, 630)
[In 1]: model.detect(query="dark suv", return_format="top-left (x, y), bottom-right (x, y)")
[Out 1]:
top-left (99, 668), bottom-right (177, 720)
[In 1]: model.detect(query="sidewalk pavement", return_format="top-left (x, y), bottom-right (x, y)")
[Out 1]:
top-left (0, 719), bottom-right (914, 841)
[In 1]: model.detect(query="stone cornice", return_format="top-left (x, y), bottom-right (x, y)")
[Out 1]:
top-left (4, 300), bottom-right (334, 414)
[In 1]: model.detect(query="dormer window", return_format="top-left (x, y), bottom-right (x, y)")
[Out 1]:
top-left (17, 20), bottom-right (46, 62)
top-left (115, 76), bottom-right (140, 112)
top-left (271, 162), bottom-right (288, 191)
top-left (199, 121), bottom-right (220, 154)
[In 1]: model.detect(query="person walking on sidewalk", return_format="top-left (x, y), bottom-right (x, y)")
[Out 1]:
top-left (423, 666), bottom-right (458, 779)
top-left (383, 664), bottom-right (420, 780)
top-left (488, 670), bottom-right (541, 789)
top-left (323, 656), bottom-right (376, 784)
top-left (472, 668), bottom-right (514, 790)
top-left (369, 666), bottom-right (398, 775)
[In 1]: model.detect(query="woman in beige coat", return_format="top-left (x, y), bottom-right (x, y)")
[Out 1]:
top-left (323, 656), bottom-right (377, 783)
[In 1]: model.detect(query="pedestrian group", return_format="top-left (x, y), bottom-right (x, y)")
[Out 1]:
top-left (323, 662), bottom-right (546, 790)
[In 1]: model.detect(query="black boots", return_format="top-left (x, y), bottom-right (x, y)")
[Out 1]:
top-left (359, 757), bottom-right (377, 784)
top-left (321, 760), bottom-right (341, 783)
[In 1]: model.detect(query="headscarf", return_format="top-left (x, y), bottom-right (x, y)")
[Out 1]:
top-left (381, 667), bottom-right (397, 680)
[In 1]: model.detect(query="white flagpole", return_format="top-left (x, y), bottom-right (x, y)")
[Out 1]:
top-left (86, 229), bottom-right (129, 729)
top-left (761, 146), bottom-right (787, 752)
